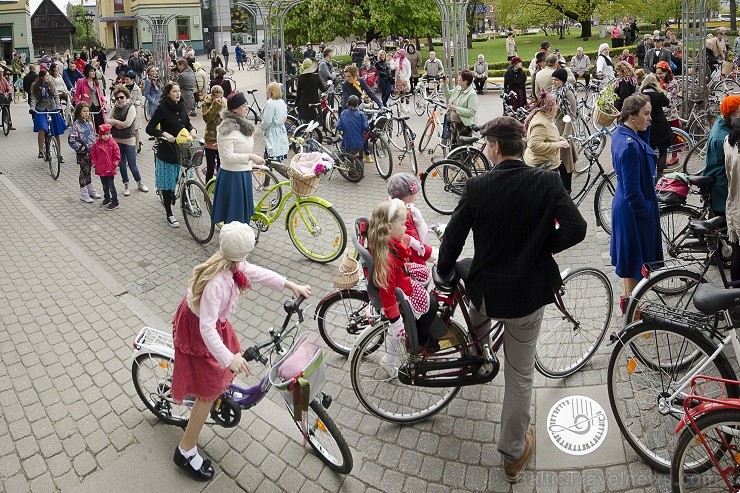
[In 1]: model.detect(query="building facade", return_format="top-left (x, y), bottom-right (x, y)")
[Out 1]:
top-left (97, 0), bottom-right (203, 53)
top-left (0, 0), bottom-right (34, 63)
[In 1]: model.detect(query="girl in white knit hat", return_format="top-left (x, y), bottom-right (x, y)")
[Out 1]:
top-left (170, 221), bottom-right (311, 481)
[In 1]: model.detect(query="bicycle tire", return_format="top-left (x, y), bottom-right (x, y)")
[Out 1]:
top-left (349, 320), bottom-right (466, 423)
top-left (245, 57), bottom-right (254, 70)
top-left (405, 126), bottom-right (418, 175)
top-left (687, 117), bottom-right (710, 144)
top-left (660, 205), bottom-right (703, 261)
top-left (712, 78), bottom-right (740, 97)
top-left (607, 321), bottom-right (739, 472)
top-left (181, 180), bottom-right (214, 244)
top-left (291, 124), bottom-right (323, 154)
top-left (323, 110), bottom-right (338, 136)
top-left (252, 168), bottom-right (282, 215)
top-left (372, 136), bottom-right (393, 179)
top-left (667, 128), bottom-right (695, 172)
top-left (535, 267), bottom-right (613, 378)
top-left (418, 120), bottom-right (434, 153)
top-left (421, 160), bottom-right (471, 215)
top-left (445, 145), bottom-right (490, 175)
top-left (623, 268), bottom-right (707, 327)
top-left (671, 408), bottom-right (740, 491)
top-left (572, 115), bottom-right (592, 146)
top-left (284, 114), bottom-right (299, 138)
top-left (414, 88), bottom-right (427, 116)
top-left (1, 106), bottom-right (9, 136)
top-left (594, 170), bottom-right (617, 235)
top-left (132, 353), bottom-right (191, 427)
top-left (48, 137), bottom-right (61, 180)
top-left (296, 399), bottom-right (353, 473)
top-left (143, 103), bottom-right (150, 122)
top-left (316, 289), bottom-right (383, 356)
top-left (286, 202), bottom-right (347, 263)
top-left (682, 137), bottom-right (708, 175)
top-left (336, 152), bottom-right (364, 183)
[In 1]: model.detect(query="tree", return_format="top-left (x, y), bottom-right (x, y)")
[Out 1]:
top-left (493, 0), bottom-right (598, 38)
top-left (284, 0), bottom-right (441, 45)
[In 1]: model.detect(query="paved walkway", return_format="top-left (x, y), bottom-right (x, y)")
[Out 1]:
top-left (0, 58), bottom-right (675, 492)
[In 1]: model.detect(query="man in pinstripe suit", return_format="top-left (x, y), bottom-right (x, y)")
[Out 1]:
top-left (437, 116), bottom-right (586, 483)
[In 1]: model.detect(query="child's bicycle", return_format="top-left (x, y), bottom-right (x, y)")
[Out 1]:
top-left (670, 375), bottom-right (740, 492)
top-left (205, 160), bottom-right (347, 263)
top-left (131, 296), bottom-right (353, 474)
top-left (344, 216), bottom-right (613, 422)
top-left (153, 138), bottom-right (214, 244)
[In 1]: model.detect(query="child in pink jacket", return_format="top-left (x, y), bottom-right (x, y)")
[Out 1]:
top-left (90, 124), bottom-right (121, 210)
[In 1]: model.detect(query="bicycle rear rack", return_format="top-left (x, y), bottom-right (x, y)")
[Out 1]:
top-left (133, 327), bottom-right (175, 357)
top-left (633, 301), bottom-right (716, 331)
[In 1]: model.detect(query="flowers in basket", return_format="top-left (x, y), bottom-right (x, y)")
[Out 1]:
top-left (596, 84), bottom-right (619, 115)
top-left (290, 152), bottom-right (334, 178)
top-left (312, 154), bottom-right (334, 176)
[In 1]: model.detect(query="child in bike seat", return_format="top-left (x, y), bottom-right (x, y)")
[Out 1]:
top-left (170, 222), bottom-right (311, 482)
top-left (335, 94), bottom-right (371, 163)
top-left (387, 172), bottom-right (435, 285)
top-left (368, 199), bottom-right (444, 361)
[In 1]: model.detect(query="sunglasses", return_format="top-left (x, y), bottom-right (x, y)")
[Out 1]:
top-left (116, 96), bottom-right (126, 100)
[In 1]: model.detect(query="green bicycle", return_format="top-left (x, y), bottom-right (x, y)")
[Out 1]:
top-left (206, 162), bottom-right (347, 263)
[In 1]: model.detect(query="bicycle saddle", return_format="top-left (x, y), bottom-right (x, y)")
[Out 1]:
top-left (457, 136), bottom-right (479, 145)
top-left (693, 283), bottom-right (740, 316)
top-left (247, 89), bottom-right (258, 94)
top-left (322, 136), bottom-right (342, 145)
top-left (687, 175), bottom-right (715, 188)
top-left (688, 215), bottom-right (726, 235)
top-left (470, 124), bottom-right (482, 132)
top-left (396, 115), bottom-right (410, 121)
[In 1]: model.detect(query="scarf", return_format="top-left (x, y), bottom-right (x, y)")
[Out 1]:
top-left (219, 110), bottom-right (255, 137)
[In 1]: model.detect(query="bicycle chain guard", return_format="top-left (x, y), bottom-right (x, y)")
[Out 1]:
top-left (210, 396), bottom-right (241, 428)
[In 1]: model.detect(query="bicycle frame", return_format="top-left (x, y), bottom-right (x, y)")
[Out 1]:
top-left (251, 178), bottom-right (335, 233)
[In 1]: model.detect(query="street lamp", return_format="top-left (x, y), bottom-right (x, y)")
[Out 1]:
top-left (74, 11), bottom-right (95, 48)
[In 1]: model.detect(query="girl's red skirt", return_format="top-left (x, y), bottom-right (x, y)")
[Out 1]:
top-left (171, 297), bottom-right (242, 403)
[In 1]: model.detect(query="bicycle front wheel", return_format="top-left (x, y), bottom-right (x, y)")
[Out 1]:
top-left (316, 289), bottom-right (381, 356)
top-left (405, 126), bottom-right (418, 175)
top-left (418, 120), bottom-right (434, 152)
top-left (181, 180), bottom-right (214, 244)
top-left (683, 137), bottom-right (708, 175)
top-left (594, 170), bottom-right (618, 235)
top-left (421, 160), bottom-right (471, 215)
top-left (48, 137), bottom-right (61, 180)
top-left (293, 399), bottom-right (353, 473)
top-left (349, 320), bottom-right (466, 423)
top-left (445, 145), bottom-right (490, 175)
top-left (536, 267), bottom-right (613, 378)
top-left (660, 205), bottom-right (702, 261)
top-left (1, 106), bottom-right (9, 136)
top-left (671, 408), bottom-right (740, 491)
top-left (287, 202), bottom-right (347, 263)
top-left (372, 136), bottom-right (394, 179)
top-left (607, 321), bottom-right (739, 472)
top-left (132, 353), bottom-right (191, 427)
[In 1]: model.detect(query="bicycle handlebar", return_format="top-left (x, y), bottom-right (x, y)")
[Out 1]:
top-left (241, 297), bottom-right (307, 364)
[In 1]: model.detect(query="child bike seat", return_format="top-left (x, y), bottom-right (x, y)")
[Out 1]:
top-left (352, 216), bottom-right (422, 353)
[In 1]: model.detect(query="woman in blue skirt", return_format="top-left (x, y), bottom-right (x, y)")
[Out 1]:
top-left (145, 83), bottom-right (197, 228)
top-left (30, 69), bottom-right (67, 159)
top-left (212, 92), bottom-right (266, 225)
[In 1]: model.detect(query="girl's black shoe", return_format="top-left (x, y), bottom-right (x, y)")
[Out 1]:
top-left (172, 447), bottom-right (214, 481)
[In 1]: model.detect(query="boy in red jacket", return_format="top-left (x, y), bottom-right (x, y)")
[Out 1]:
top-left (90, 123), bottom-right (121, 210)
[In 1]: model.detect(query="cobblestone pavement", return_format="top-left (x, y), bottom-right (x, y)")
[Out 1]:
top-left (0, 58), bottom-right (679, 492)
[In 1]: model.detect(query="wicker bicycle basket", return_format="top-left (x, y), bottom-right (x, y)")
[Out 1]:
top-left (332, 252), bottom-right (360, 290)
top-left (289, 168), bottom-right (319, 197)
top-left (174, 142), bottom-right (205, 168)
top-left (593, 105), bottom-right (619, 127)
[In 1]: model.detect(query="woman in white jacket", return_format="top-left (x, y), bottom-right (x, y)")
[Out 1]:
top-left (390, 49), bottom-right (412, 113)
top-left (212, 91), bottom-right (266, 225)
top-left (261, 82), bottom-right (290, 178)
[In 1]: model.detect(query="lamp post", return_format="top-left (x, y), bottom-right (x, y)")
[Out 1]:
top-left (75, 11), bottom-right (95, 48)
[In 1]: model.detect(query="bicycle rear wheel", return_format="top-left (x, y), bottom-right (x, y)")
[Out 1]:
top-left (336, 152), bottom-right (364, 183)
top-left (594, 171), bottom-right (618, 235)
top-left (404, 126), bottom-right (418, 175)
top-left (181, 180), bottom-right (214, 244)
top-left (296, 400), bottom-right (353, 473)
top-left (624, 268), bottom-right (706, 327)
top-left (286, 202), bottom-right (347, 263)
top-left (252, 168), bottom-right (282, 215)
top-left (660, 205), bottom-right (702, 262)
top-left (418, 120), bottom-right (434, 153)
top-left (536, 267), bottom-right (613, 378)
top-left (445, 145), bottom-right (489, 175)
top-left (349, 321), bottom-right (465, 423)
top-left (667, 128), bottom-right (694, 172)
top-left (607, 322), bottom-right (739, 472)
top-left (47, 137), bottom-right (61, 180)
top-left (671, 408), bottom-right (740, 491)
top-left (132, 353), bottom-right (191, 427)
top-left (372, 136), bottom-right (393, 179)
top-left (421, 160), bottom-right (471, 215)
top-left (683, 137), bottom-right (708, 175)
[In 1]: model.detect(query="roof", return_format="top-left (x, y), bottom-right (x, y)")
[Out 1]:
top-left (31, 0), bottom-right (75, 29)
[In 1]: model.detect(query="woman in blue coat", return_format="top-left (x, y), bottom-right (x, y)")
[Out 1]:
top-left (610, 93), bottom-right (663, 312)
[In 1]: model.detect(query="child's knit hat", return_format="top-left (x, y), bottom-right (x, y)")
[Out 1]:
top-left (98, 123), bottom-right (112, 135)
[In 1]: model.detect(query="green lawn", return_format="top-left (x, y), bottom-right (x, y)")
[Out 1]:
top-left (464, 32), bottom-right (615, 64)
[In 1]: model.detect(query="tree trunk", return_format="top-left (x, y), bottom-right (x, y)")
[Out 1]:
top-left (580, 20), bottom-right (592, 39)
top-left (732, 0), bottom-right (737, 32)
